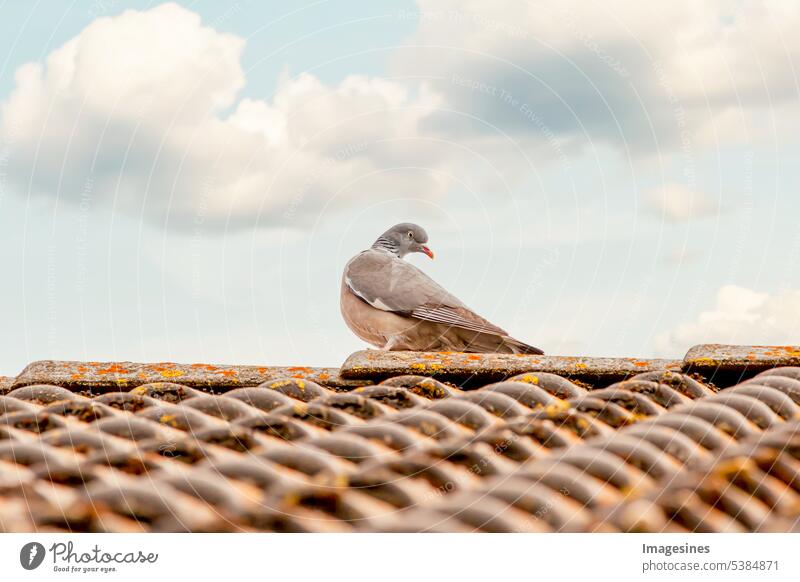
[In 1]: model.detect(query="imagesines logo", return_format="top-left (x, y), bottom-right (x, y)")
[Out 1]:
top-left (20, 542), bottom-right (46, 570)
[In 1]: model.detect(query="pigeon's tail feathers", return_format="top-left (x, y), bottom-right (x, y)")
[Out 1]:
top-left (454, 329), bottom-right (544, 355)
top-left (502, 336), bottom-right (545, 355)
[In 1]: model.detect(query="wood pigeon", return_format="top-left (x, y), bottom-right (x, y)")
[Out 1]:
top-left (341, 223), bottom-right (544, 354)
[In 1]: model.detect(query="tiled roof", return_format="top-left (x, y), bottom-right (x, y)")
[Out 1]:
top-left (1, 344), bottom-right (799, 532)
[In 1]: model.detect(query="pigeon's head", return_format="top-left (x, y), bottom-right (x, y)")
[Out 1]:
top-left (373, 223), bottom-right (434, 259)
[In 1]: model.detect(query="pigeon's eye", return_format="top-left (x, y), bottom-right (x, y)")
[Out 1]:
top-left (407, 231), bottom-right (414, 239)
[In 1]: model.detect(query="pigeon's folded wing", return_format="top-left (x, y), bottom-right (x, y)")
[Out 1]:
top-left (345, 250), bottom-right (508, 336)
top-left (410, 305), bottom-right (508, 336)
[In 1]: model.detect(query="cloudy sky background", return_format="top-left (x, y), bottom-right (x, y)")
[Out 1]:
top-left (1, 0), bottom-right (799, 374)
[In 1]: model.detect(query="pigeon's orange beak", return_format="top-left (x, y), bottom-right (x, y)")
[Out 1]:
top-left (421, 246), bottom-right (434, 259)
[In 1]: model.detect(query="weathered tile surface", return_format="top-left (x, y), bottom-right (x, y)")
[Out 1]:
top-left (1, 345), bottom-right (799, 532)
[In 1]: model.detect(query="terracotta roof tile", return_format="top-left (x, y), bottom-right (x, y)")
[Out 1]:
top-left (1, 344), bottom-right (799, 532)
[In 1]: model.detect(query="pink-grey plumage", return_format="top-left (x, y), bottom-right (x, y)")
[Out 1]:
top-left (341, 223), bottom-right (544, 355)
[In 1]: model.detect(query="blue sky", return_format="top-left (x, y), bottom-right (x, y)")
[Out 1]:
top-left (1, 1), bottom-right (799, 374)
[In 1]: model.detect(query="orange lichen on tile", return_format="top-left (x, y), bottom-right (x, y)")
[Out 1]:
top-left (190, 364), bottom-right (218, 371)
top-left (97, 364), bottom-right (128, 374)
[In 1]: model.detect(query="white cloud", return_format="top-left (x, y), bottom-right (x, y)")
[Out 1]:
top-left (655, 285), bottom-right (800, 354)
top-left (397, 0), bottom-right (800, 150)
top-left (645, 183), bottom-right (718, 222)
top-left (2, 1), bottom-right (799, 228)
top-left (0, 3), bottom-right (450, 228)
